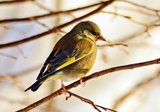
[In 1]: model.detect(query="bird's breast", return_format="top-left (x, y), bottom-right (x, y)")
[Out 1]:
top-left (61, 45), bottom-right (97, 82)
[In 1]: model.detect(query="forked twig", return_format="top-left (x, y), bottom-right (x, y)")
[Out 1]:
top-left (65, 90), bottom-right (117, 112)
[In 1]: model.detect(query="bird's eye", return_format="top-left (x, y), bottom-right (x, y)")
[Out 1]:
top-left (90, 30), bottom-right (97, 35)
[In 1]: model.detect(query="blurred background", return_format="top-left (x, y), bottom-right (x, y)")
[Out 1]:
top-left (0, 0), bottom-right (160, 112)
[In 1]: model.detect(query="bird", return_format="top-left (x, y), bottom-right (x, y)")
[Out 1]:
top-left (25, 21), bottom-right (105, 92)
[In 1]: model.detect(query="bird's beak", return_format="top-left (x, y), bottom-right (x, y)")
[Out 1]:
top-left (98, 35), bottom-right (106, 41)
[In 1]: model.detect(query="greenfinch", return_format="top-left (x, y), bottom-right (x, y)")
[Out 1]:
top-left (25, 21), bottom-right (105, 92)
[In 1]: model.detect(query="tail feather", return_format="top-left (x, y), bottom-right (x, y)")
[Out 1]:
top-left (25, 80), bottom-right (42, 92)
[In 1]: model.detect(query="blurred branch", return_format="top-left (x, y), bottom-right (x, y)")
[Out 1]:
top-left (0, 0), bottom-right (114, 49)
top-left (0, 73), bottom-right (27, 92)
top-left (0, 52), bottom-right (17, 60)
top-left (118, 0), bottom-right (160, 11)
top-left (33, 1), bottom-right (53, 12)
top-left (17, 58), bottom-right (160, 112)
top-left (101, 11), bottom-right (156, 37)
top-left (0, 73), bottom-right (23, 84)
top-left (0, 2), bottom-right (103, 23)
top-left (0, 0), bottom-right (33, 5)
top-left (113, 72), bottom-right (160, 109)
top-left (116, 19), bottom-right (159, 42)
top-left (16, 46), bottom-right (28, 58)
top-left (0, 95), bottom-right (26, 105)
top-left (101, 11), bottom-right (150, 27)
top-left (65, 90), bottom-right (117, 112)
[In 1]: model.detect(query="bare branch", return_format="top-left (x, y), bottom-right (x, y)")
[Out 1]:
top-left (0, 0), bottom-right (114, 49)
top-left (0, 2), bottom-right (103, 23)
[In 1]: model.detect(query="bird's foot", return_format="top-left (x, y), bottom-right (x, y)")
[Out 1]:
top-left (80, 77), bottom-right (86, 87)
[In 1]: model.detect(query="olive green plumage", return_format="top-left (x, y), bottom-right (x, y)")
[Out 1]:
top-left (25, 21), bottom-right (105, 92)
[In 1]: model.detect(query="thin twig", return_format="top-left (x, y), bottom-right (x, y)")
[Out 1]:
top-left (0, 52), bottom-right (17, 60)
top-left (34, 20), bottom-right (51, 30)
top-left (16, 58), bottom-right (160, 112)
top-left (16, 46), bottom-right (28, 59)
top-left (97, 43), bottom-right (128, 47)
top-left (33, 1), bottom-right (53, 12)
top-left (65, 90), bottom-right (117, 112)
top-left (96, 105), bottom-right (117, 112)
top-left (117, 0), bottom-right (160, 12)
top-left (101, 11), bottom-right (150, 28)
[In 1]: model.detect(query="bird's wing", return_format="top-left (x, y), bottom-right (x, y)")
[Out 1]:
top-left (36, 37), bottom-right (94, 80)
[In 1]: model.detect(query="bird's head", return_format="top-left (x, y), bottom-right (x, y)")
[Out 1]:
top-left (73, 21), bottom-right (106, 42)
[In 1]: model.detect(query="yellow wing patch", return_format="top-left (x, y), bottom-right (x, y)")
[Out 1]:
top-left (55, 47), bottom-right (93, 71)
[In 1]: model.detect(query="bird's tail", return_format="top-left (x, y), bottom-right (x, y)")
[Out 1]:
top-left (25, 80), bottom-right (42, 92)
